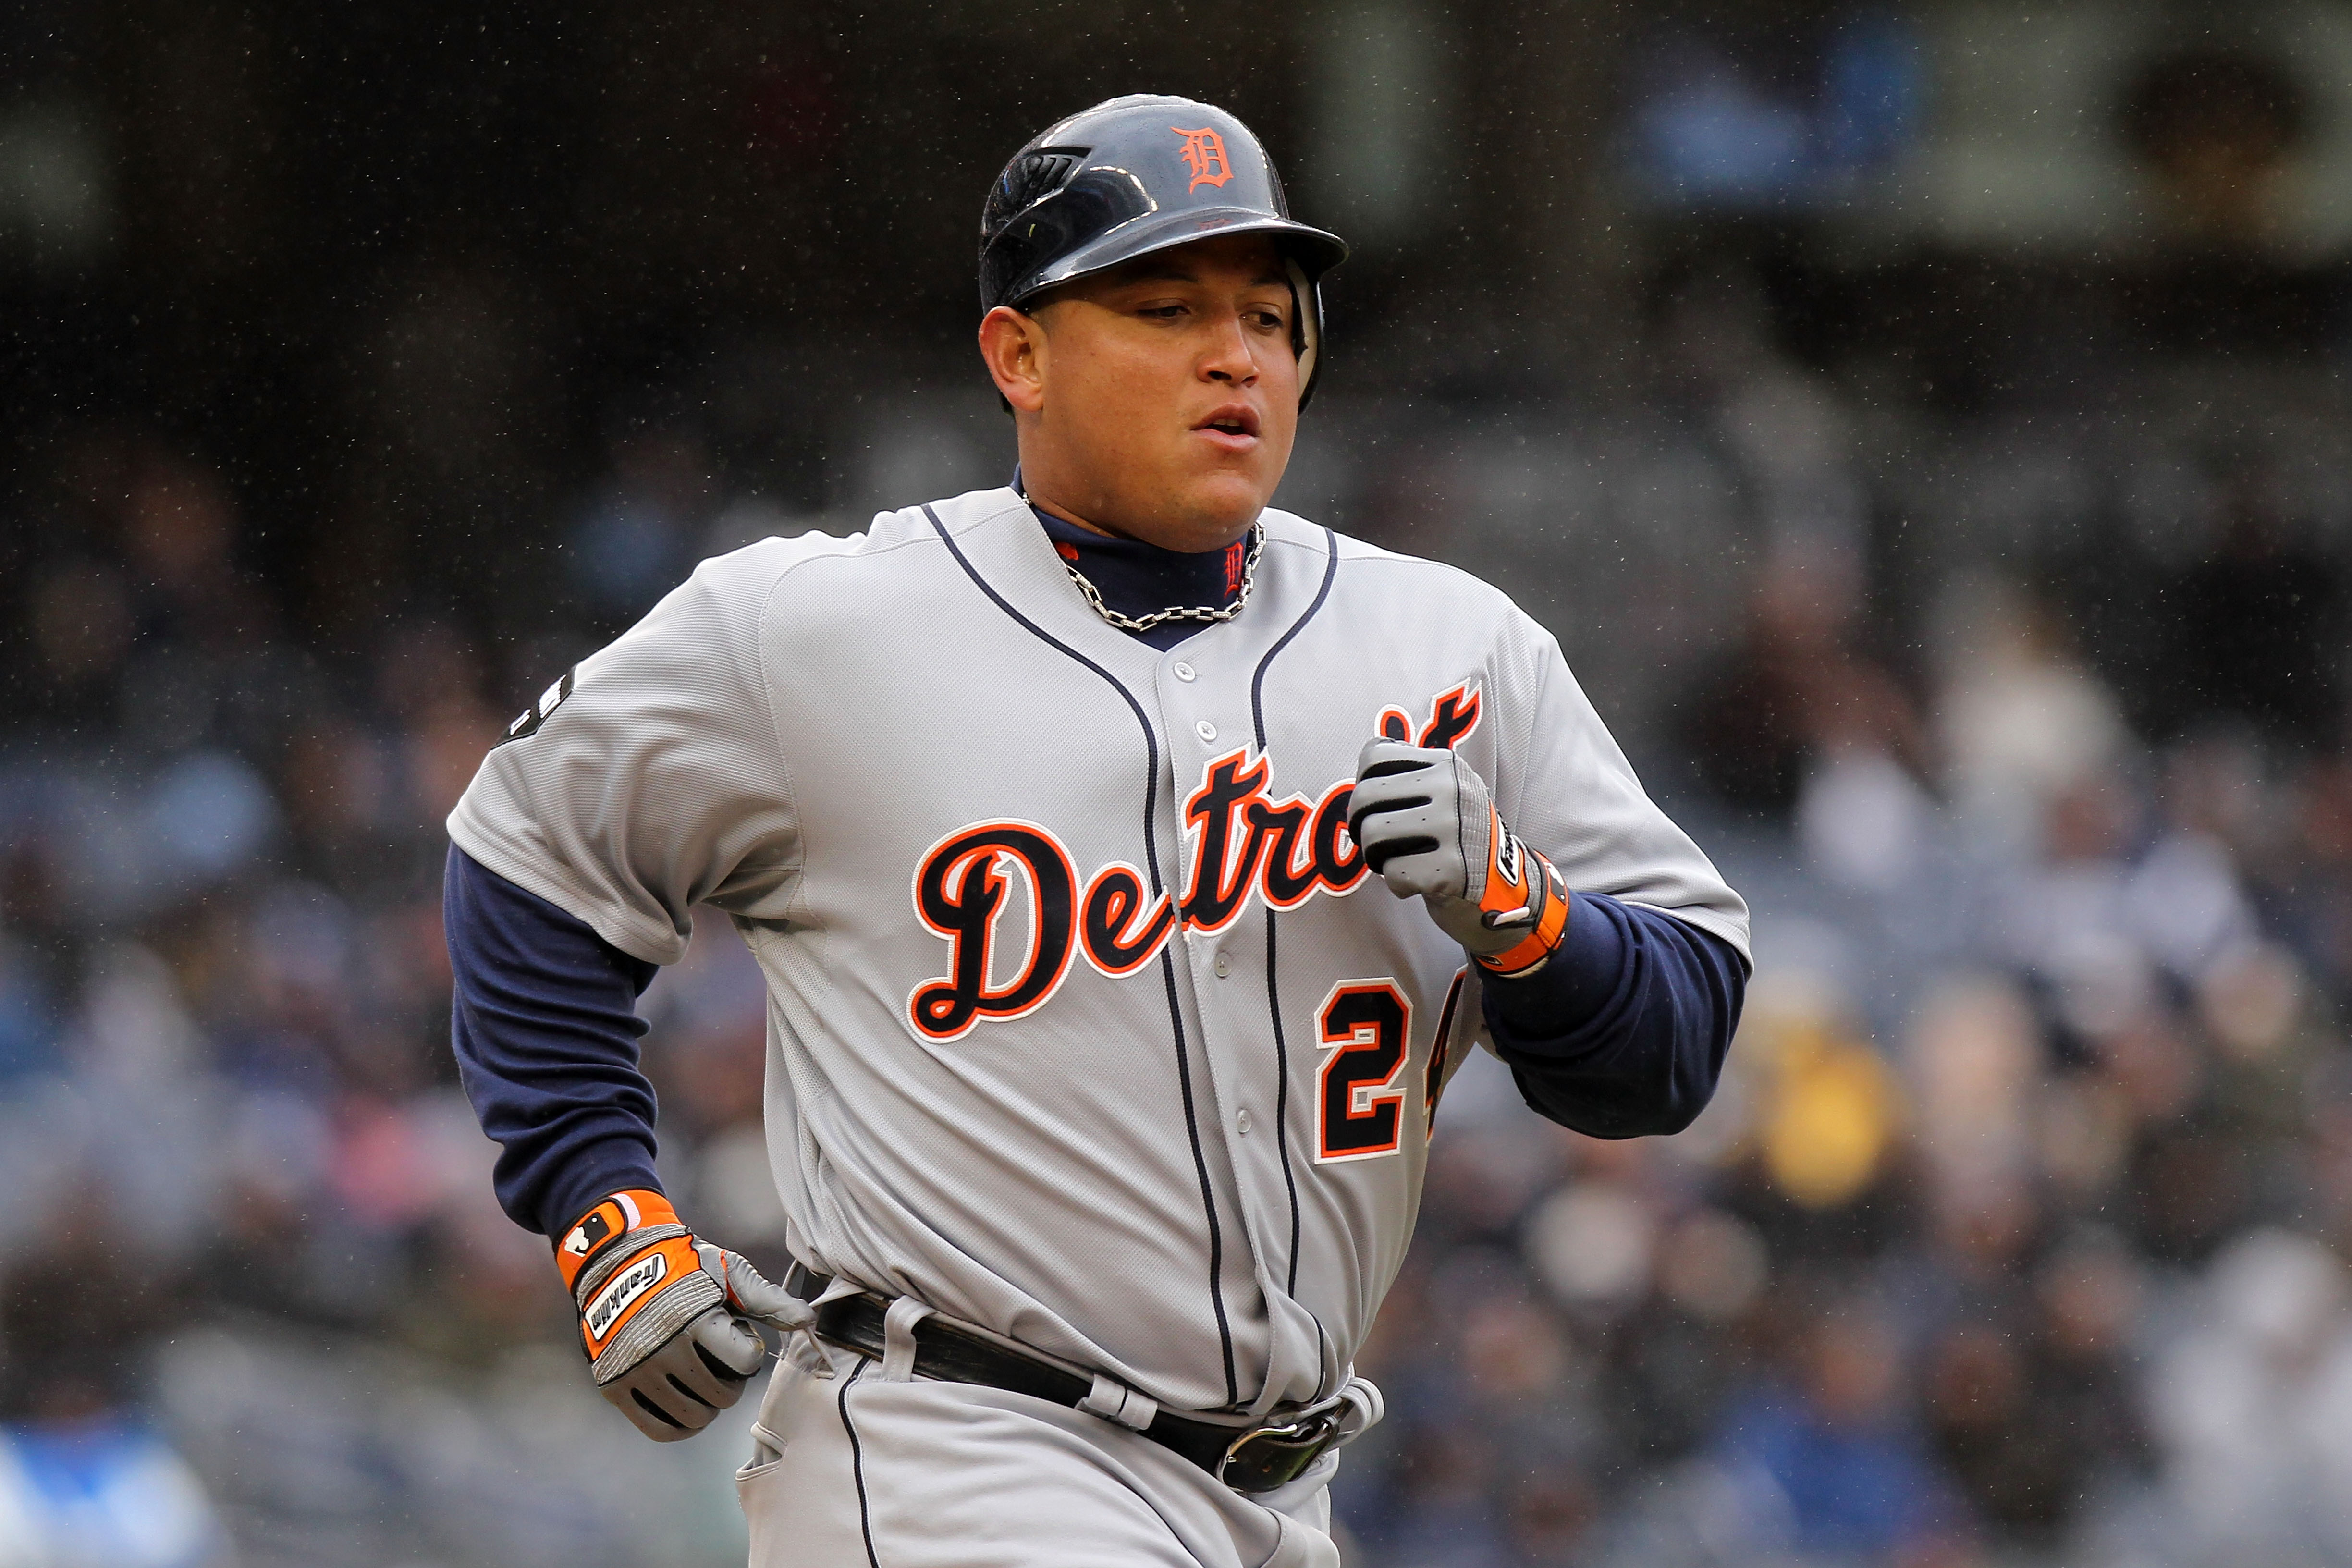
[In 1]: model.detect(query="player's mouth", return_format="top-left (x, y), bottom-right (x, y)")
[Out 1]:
top-left (1192, 404), bottom-right (1261, 453)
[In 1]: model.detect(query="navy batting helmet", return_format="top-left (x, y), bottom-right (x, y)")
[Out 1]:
top-left (980, 95), bottom-right (1349, 407)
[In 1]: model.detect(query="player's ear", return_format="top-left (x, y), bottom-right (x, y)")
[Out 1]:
top-left (979, 305), bottom-right (1049, 416)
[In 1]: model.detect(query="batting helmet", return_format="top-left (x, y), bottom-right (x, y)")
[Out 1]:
top-left (980, 95), bottom-right (1349, 407)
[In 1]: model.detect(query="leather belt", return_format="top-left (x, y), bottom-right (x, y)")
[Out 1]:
top-left (784, 1265), bottom-right (1345, 1494)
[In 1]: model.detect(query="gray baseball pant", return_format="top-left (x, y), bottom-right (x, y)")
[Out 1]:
top-left (736, 1355), bottom-right (1344, 1568)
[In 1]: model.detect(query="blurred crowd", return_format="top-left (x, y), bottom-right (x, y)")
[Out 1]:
top-left (6, 34), bottom-right (2352, 1568)
top-left (0, 430), bottom-right (771, 1566)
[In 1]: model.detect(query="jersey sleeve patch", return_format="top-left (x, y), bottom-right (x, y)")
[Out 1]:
top-left (498, 667), bottom-right (576, 746)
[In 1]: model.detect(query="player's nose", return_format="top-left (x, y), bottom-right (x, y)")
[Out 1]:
top-left (1199, 308), bottom-right (1259, 385)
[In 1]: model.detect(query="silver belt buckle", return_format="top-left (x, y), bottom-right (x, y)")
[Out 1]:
top-left (1215, 1406), bottom-right (1346, 1494)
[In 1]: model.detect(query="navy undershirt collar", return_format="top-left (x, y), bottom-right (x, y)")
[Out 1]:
top-left (1019, 474), bottom-right (1250, 652)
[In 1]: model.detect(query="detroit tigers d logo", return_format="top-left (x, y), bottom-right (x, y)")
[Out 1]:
top-left (1173, 126), bottom-right (1234, 192)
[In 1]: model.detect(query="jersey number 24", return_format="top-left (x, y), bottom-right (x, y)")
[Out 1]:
top-left (1314, 972), bottom-right (1467, 1163)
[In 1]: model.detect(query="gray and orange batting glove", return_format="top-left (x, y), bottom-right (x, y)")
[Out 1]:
top-left (1348, 739), bottom-right (1569, 980)
top-left (555, 1189), bottom-right (814, 1441)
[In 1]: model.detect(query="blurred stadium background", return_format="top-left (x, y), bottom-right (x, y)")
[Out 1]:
top-left (7, 1), bottom-right (2352, 1564)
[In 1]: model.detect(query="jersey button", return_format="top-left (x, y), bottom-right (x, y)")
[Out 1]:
top-left (1213, 954), bottom-right (1232, 979)
top-left (1173, 662), bottom-right (1197, 682)
top-left (1236, 1109), bottom-right (1253, 1134)
top-left (1196, 720), bottom-right (1218, 743)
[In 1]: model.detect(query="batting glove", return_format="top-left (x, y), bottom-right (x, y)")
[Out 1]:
top-left (554, 1188), bottom-right (814, 1441)
top-left (1348, 739), bottom-right (1569, 979)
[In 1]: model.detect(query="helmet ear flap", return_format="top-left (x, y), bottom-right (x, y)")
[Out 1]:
top-left (1287, 257), bottom-right (1323, 410)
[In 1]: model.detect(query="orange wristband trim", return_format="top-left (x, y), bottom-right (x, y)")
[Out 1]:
top-left (553, 1188), bottom-right (681, 1292)
top-left (1476, 856), bottom-right (1568, 979)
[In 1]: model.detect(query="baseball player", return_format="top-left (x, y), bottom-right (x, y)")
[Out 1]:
top-left (444, 95), bottom-right (1747, 1568)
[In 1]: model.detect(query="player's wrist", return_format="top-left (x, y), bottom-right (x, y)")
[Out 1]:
top-left (535, 1152), bottom-right (666, 1246)
top-left (554, 1188), bottom-right (683, 1285)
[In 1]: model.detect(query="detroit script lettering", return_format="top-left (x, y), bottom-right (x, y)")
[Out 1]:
top-left (906, 685), bottom-right (1481, 1041)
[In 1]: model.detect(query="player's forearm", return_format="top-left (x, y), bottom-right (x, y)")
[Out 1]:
top-left (1482, 894), bottom-right (1747, 1138)
top-left (444, 845), bottom-right (667, 1235)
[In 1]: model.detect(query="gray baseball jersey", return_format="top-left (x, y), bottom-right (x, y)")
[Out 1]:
top-left (449, 484), bottom-right (1748, 1419)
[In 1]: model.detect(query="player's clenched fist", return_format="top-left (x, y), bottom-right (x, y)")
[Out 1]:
top-left (554, 1189), bottom-right (812, 1441)
top-left (1348, 739), bottom-right (1570, 979)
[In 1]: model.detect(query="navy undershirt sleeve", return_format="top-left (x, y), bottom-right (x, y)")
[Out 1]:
top-left (1481, 893), bottom-right (1748, 1138)
top-left (444, 845), bottom-right (665, 1237)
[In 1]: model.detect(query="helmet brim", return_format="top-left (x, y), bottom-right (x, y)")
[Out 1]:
top-left (1000, 208), bottom-right (1348, 311)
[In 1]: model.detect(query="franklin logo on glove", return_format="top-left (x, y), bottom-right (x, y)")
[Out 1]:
top-left (583, 1252), bottom-right (667, 1346)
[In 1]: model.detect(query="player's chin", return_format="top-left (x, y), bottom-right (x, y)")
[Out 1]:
top-left (1174, 456), bottom-right (1281, 528)
top-left (1166, 476), bottom-right (1274, 546)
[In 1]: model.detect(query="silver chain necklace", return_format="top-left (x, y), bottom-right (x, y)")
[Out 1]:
top-left (1058, 522), bottom-right (1265, 634)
